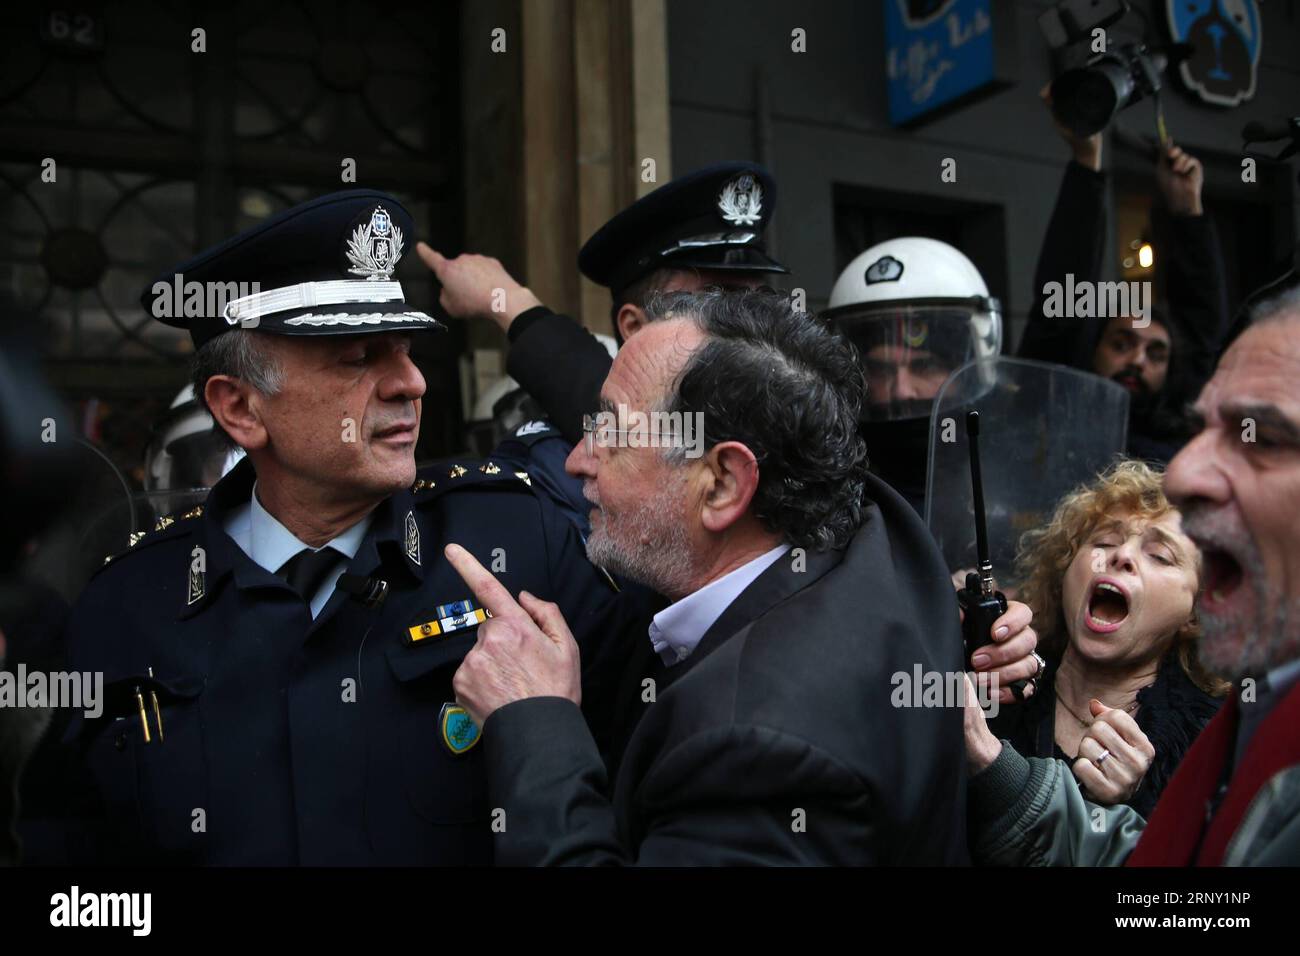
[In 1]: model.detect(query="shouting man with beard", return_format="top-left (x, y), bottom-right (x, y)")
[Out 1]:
top-left (964, 282), bottom-right (1300, 865)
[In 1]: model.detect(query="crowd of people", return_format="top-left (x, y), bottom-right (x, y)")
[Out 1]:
top-left (2, 93), bottom-right (1298, 867)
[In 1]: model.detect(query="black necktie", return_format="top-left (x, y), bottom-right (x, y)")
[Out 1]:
top-left (277, 546), bottom-right (342, 603)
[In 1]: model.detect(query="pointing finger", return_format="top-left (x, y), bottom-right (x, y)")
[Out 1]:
top-left (416, 242), bottom-right (445, 275)
top-left (444, 543), bottom-right (525, 622)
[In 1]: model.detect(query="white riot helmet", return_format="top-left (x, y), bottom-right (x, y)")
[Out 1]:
top-left (144, 385), bottom-right (243, 494)
top-left (823, 237), bottom-right (1002, 422)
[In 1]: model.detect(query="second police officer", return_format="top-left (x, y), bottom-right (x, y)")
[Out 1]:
top-left (418, 162), bottom-right (789, 534)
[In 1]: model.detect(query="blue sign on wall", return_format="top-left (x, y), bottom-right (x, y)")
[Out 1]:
top-left (885, 0), bottom-right (997, 125)
top-left (1165, 0), bottom-right (1262, 107)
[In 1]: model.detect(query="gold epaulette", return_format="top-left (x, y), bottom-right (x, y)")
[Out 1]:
top-left (410, 462), bottom-right (533, 497)
top-left (102, 505), bottom-right (204, 566)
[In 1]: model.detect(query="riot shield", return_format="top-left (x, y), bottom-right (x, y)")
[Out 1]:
top-left (924, 357), bottom-right (1129, 589)
top-left (24, 462), bottom-right (207, 606)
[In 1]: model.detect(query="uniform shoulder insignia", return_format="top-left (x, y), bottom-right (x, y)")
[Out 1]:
top-left (495, 419), bottom-right (562, 449)
top-left (411, 460), bottom-right (535, 504)
top-left (100, 511), bottom-right (199, 568)
top-left (515, 420), bottom-right (552, 437)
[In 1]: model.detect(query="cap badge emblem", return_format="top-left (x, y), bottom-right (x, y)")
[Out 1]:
top-left (346, 205), bottom-right (405, 280)
top-left (717, 174), bottom-right (763, 227)
top-left (865, 255), bottom-right (904, 285)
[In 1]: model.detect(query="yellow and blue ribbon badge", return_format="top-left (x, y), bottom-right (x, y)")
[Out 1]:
top-left (440, 702), bottom-right (481, 755)
top-left (405, 598), bottom-right (490, 645)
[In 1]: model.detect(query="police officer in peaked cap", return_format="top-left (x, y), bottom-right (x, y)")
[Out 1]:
top-left (417, 162), bottom-right (788, 535)
top-left (53, 189), bottom-right (649, 865)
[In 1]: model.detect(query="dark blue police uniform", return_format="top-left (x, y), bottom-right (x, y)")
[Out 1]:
top-left (493, 418), bottom-right (592, 537)
top-left (66, 456), bottom-right (636, 864)
top-left (57, 189), bottom-right (650, 864)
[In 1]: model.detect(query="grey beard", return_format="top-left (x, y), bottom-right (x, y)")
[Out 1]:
top-left (585, 474), bottom-right (697, 599)
top-left (1182, 502), bottom-right (1300, 683)
top-left (1200, 555), bottom-right (1300, 683)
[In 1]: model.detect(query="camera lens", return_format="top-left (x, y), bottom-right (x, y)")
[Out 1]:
top-left (1050, 59), bottom-right (1134, 138)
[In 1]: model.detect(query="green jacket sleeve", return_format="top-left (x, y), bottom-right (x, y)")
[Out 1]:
top-left (968, 742), bottom-right (1147, 866)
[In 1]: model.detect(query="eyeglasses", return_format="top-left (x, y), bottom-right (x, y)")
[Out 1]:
top-left (582, 413), bottom-right (633, 457)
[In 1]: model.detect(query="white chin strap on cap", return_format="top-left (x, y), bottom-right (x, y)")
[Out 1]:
top-left (222, 279), bottom-right (407, 326)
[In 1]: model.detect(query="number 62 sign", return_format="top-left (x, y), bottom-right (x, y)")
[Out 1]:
top-left (39, 9), bottom-right (106, 54)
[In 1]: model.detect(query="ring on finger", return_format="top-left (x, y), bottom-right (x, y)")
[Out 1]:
top-left (1031, 651), bottom-right (1046, 680)
top-left (1093, 748), bottom-right (1111, 768)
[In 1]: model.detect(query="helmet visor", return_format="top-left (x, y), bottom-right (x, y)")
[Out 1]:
top-left (146, 428), bottom-right (228, 492)
top-left (832, 303), bottom-right (1001, 422)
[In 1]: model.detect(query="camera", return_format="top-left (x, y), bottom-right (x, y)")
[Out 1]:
top-left (1039, 0), bottom-right (1168, 138)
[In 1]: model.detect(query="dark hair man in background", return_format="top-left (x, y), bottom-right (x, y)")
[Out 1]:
top-left (1019, 88), bottom-right (1231, 465)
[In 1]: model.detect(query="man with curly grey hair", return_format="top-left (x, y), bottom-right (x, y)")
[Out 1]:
top-left (443, 288), bottom-right (975, 864)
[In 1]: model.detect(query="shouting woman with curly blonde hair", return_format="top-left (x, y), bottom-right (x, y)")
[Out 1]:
top-left (988, 459), bottom-right (1229, 816)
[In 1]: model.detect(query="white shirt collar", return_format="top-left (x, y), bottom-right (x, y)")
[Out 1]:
top-left (223, 481), bottom-right (374, 619)
top-left (245, 482), bottom-right (371, 573)
top-left (649, 544), bottom-right (789, 666)
top-left (1266, 657), bottom-right (1300, 698)
top-left (1234, 655), bottom-right (1300, 769)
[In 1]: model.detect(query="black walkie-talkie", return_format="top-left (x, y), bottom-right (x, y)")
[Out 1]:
top-left (956, 411), bottom-right (1008, 672)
